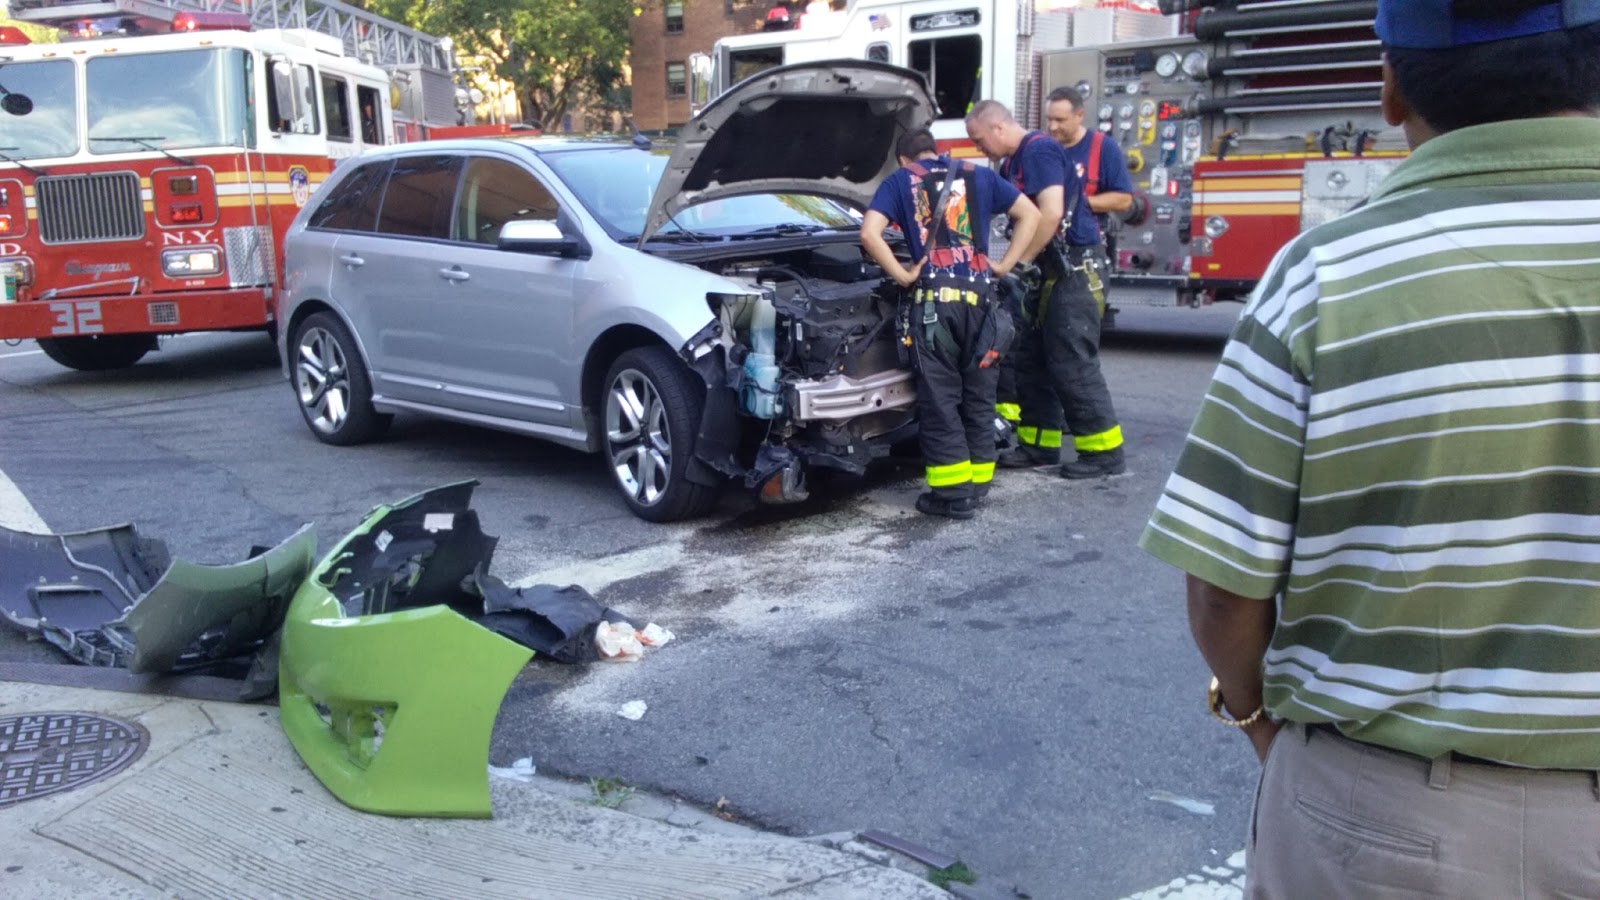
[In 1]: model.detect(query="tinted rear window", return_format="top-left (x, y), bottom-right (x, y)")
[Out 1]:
top-left (376, 155), bottom-right (462, 239)
top-left (307, 160), bottom-right (389, 232)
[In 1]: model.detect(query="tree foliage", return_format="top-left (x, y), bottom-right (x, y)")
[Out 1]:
top-left (363, 0), bottom-right (632, 131)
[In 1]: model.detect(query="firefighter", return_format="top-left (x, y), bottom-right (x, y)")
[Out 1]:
top-left (1045, 85), bottom-right (1135, 327)
top-left (966, 99), bottom-right (1126, 479)
top-left (861, 129), bottom-right (1040, 518)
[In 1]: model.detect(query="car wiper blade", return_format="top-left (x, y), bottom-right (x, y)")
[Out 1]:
top-left (90, 135), bottom-right (196, 166)
top-left (0, 147), bottom-right (45, 176)
top-left (736, 223), bottom-right (829, 239)
top-left (628, 231), bottom-right (722, 244)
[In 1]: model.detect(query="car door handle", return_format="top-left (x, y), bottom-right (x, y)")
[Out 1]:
top-left (438, 267), bottom-right (471, 283)
top-left (339, 253), bottom-right (365, 268)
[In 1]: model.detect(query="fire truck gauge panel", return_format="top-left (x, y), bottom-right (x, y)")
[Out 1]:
top-left (1182, 51), bottom-right (1208, 79)
top-left (1155, 53), bottom-right (1180, 79)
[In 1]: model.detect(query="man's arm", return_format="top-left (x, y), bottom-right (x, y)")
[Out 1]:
top-left (991, 194), bottom-right (1039, 278)
top-left (1019, 184), bottom-right (1062, 263)
top-left (1088, 191), bottom-right (1132, 215)
top-left (1187, 574), bottom-right (1281, 762)
top-left (860, 210), bottom-right (923, 288)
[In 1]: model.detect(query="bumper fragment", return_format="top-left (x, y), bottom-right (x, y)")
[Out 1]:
top-left (278, 481), bottom-right (533, 818)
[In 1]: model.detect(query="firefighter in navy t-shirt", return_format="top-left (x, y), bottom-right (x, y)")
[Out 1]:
top-left (860, 129), bottom-right (1040, 519)
top-left (967, 99), bottom-right (1126, 479)
top-left (1047, 85), bottom-right (1135, 322)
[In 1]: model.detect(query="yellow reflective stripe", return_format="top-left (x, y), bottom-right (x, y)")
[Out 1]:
top-left (1016, 426), bottom-right (1039, 446)
top-left (925, 461), bottom-right (973, 487)
top-left (995, 403), bottom-right (1021, 423)
top-left (1074, 426), bottom-right (1124, 452)
top-left (1038, 429), bottom-right (1063, 449)
top-left (970, 461), bottom-right (995, 484)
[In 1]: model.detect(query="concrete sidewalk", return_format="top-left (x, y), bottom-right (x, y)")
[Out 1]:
top-left (0, 681), bottom-right (950, 898)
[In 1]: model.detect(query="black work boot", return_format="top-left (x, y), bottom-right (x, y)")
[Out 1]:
top-left (1061, 447), bottom-right (1126, 479)
top-left (915, 491), bottom-right (978, 520)
top-left (996, 445), bottom-right (1060, 469)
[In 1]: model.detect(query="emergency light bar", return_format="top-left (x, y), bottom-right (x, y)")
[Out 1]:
top-left (0, 26), bottom-right (31, 44)
top-left (172, 11), bottom-right (253, 32)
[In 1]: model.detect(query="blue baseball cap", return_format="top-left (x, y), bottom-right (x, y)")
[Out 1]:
top-left (1376, 0), bottom-right (1600, 49)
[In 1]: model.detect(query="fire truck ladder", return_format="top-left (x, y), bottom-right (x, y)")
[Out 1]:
top-left (7, 0), bottom-right (451, 70)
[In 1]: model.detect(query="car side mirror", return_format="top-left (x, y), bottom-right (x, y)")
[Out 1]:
top-left (498, 219), bottom-right (588, 259)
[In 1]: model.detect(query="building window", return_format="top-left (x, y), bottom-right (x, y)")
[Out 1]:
top-left (666, 61), bottom-right (687, 97)
top-left (665, 1), bottom-right (684, 34)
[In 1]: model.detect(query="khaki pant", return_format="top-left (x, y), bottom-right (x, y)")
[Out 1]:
top-left (1247, 723), bottom-right (1600, 899)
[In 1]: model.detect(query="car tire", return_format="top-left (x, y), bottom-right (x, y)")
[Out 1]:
top-left (37, 335), bottom-right (156, 371)
top-left (601, 346), bottom-right (720, 522)
top-left (290, 312), bottom-right (391, 446)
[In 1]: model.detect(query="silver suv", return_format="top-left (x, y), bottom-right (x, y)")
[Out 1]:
top-left (277, 62), bottom-right (933, 521)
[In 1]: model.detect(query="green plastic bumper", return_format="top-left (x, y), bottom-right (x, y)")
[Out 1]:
top-left (279, 483), bottom-right (533, 818)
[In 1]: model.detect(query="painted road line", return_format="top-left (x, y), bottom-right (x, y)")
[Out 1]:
top-left (1121, 850), bottom-right (1245, 900)
top-left (0, 464), bottom-right (50, 533)
top-left (0, 347), bottom-right (43, 360)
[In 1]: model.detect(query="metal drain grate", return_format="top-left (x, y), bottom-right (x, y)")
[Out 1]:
top-left (0, 712), bottom-right (149, 807)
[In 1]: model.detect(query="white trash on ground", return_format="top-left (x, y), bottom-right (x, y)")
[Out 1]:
top-left (488, 757), bottom-right (537, 782)
top-left (616, 700), bottom-right (648, 721)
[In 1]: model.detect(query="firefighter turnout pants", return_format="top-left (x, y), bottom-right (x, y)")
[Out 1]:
top-left (1011, 248), bottom-right (1122, 458)
top-left (911, 284), bottom-right (1000, 500)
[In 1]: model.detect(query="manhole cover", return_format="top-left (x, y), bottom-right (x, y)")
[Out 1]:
top-left (0, 712), bottom-right (149, 807)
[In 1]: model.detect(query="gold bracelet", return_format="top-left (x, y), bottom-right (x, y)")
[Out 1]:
top-left (1207, 675), bottom-right (1266, 727)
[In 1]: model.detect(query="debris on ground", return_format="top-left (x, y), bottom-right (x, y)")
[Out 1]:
top-left (0, 523), bottom-right (315, 701)
top-left (596, 621), bottom-right (645, 661)
top-left (639, 623), bottom-right (675, 647)
top-left (488, 757), bottom-right (537, 782)
top-left (1147, 790), bottom-right (1216, 816)
top-left (616, 700), bottom-right (648, 721)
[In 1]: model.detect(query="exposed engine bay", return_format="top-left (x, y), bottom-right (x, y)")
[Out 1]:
top-left (679, 239), bottom-right (916, 502)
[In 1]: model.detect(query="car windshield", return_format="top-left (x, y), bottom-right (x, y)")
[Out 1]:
top-left (0, 59), bottom-right (78, 159)
top-left (543, 146), bottom-right (858, 241)
top-left (87, 48), bottom-right (250, 153)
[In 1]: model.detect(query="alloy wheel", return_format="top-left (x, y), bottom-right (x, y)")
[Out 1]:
top-left (296, 325), bottom-right (352, 436)
top-left (606, 367), bottom-right (672, 507)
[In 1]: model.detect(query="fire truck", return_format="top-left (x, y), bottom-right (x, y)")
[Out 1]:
top-left (1042, 0), bottom-right (1401, 306)
top-left (694, 0), bottom-right (1400, 311)
top-left (0, 0), bottom-right (461, 370)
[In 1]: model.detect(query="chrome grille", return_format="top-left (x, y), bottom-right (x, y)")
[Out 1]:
top-left (35, 171), bottom-right (144, 244)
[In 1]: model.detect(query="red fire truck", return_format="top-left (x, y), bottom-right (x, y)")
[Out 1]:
top-left (697, 0), bottom-right (1399, 313)
top-left (1042, 0), bottom-right (1400, 308)
top-left (0, 0), bottom-right (461, 370)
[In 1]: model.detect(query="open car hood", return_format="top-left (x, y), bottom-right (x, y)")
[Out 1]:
top-left (640, 60), bottom-right (935, 243)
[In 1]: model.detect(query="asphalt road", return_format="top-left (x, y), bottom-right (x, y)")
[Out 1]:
top-left (0, 300), bottom-right (1257, 898)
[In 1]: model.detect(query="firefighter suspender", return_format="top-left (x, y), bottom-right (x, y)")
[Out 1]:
top-left (1084, 131), bottom-right (1104, 198)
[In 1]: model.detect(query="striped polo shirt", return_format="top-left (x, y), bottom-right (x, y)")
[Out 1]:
top-left (1140, 117), bottom-right (1600, 768)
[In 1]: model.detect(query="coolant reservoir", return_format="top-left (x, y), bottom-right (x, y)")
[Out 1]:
top-left (741, 290), bottom-right (782, 418)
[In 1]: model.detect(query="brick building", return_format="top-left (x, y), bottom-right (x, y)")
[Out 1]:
top-left (629, 0), bottom-right (772, 132)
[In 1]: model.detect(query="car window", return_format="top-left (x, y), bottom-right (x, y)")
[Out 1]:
top-left (376, 155), bottom-right (462, 239)
top-left (454, 157), bottom-right (561, 245)
top-left (306, 160), bottom-right (390, 232)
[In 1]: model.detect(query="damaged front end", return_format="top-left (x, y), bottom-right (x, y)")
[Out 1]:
top-left (680, 242), bottom-right (916, 504)
top-left (278, 482), bottom-right (532, 818)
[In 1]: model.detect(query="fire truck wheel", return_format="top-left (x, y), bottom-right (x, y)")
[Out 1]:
top-left (290, 312), bottom-right (392, 446)
top-left (601, 347), bottom-right (721, 522)
top-left (37, 335), bottom-right (157, 371)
